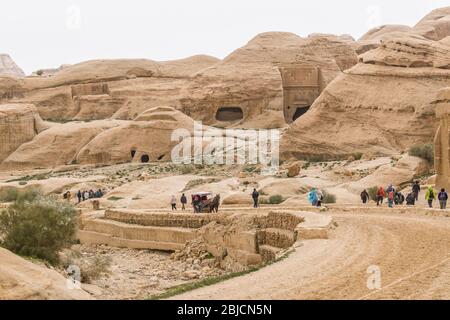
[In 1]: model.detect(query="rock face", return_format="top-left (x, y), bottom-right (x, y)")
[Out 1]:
top-left (434, 87), bottom-right (450, 189)
top-left (0, 248), bottom-right (91, 300)
top-left (0, 104), bottom-right (47, 163)
top-left (0, 34), bottom-right (357, 130)
top-left (281, 7), bottom-right (450, 161)
top-left (0, 107), bottom-right (196, 170)
top-left (0, 119), bottom-right (123, 170)
top-left (0, 33), bottom-right (359, 168)
top-left (0, 54), bottom-right (25, 78)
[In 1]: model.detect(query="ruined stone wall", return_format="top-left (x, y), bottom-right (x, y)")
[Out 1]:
top-left (104, 209), bottom-right (223, 229)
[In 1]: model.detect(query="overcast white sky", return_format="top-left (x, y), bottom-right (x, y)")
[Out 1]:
top-left (1, 0), bottom-right (448, 74)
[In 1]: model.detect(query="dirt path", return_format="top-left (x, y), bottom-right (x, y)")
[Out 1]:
top-left (171, 211), bottom-right (450, 300)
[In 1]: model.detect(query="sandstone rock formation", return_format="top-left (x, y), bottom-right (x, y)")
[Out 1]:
top-left (0, 248), bottom-right (91, 300)
top-left (0, 104), bottom-right (47, 163)
top-left (0, 120), bottom-right (123, 170)
top-left (0, 34), bottom-right (357, 130)
top-left (281, 7), bottom-right (450, 161)
top-left (434, 87), bottom-right (450, 189)
top-left (0, 54), bottom-right (25, 78)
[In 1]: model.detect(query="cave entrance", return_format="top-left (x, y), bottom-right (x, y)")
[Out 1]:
top-left (141, 154), bottom-right (150, 163)
top-left (215, 107), bottom-right (243, 121)
top-left (292, 106), bottom-right (310, 122)
top-left (130, 149), bottom-right (136, 159)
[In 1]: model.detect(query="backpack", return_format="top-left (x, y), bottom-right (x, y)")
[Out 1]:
top-left (429, 190), bottom-right (435, 200)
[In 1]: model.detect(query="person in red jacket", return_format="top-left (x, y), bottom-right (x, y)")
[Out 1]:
top-left (376, 186), bottom-right (386, 206)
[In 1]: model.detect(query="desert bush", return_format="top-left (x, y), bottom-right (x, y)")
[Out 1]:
top-left (259, 197), bottom-right (269, 205)
top-left (180, 164), bottom-right (195, 174)
top-left (409, 143), bottom-right (434, 164)
top-left (367, 186), bottom-right (378, 202)
top-left (0, 191), bottom-right (78, 264)
top-left (61, 250), bottom-right (111, 283)
top-left (0, 187), bottom-right (41, 203)
top-left (322, 190), bottom-right (336, 204)
top-left (107, 196), bottom-right (123, 201)
top-left (269, 195), bottom-right (284, 204)
top-left (0, 188), bottom-right (19, 202)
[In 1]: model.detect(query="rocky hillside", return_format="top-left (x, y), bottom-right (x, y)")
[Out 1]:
top-left (280, 7), bottom-right (450, 160)
top-left (0, 33), bottom-right (357, 129)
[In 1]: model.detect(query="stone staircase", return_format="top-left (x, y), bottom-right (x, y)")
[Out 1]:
top-left (254, 211), bottom-right (303, 263)
top-left (78, 209), bottom-right (206, 250)
top-left (78, 208), bottom-right (332, 267)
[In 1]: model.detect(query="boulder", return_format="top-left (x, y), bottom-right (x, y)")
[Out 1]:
top-left (0, 248), bottom-right (91, 300)
top-left (286, 162), bottom-right (301, 177)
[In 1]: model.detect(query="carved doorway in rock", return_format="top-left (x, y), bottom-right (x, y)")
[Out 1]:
top-left (215, 107), bottom-right (244, 122)
top-left (292, 106), bottom-right (311, 122)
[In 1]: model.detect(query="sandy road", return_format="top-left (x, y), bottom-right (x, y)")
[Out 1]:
top-left (172, 211), bottom-right (450, 300)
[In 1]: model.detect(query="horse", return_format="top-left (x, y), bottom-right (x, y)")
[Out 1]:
top-left (209, 194), bottom-right (220, 213)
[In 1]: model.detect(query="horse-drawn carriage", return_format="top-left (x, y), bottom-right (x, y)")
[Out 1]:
top-left (191, 192), bottom-right (220, 213)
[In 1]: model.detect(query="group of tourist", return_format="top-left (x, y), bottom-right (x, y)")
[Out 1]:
top-left (63, 189), bottom-right (104, 203)
top-left (170, 193), bottom-right (220, 213)
top-left (360, 181), bottom-right (449, 210)
top-left (170, 193), bottom-right (188, 211)
top-left (307, 188), bottom-right (324, 207)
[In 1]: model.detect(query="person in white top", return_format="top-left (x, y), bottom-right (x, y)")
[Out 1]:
top-left (170, 195), bottom-right (177, 211)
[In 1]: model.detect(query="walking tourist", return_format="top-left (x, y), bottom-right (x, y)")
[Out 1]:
top-left (412, 181), bottom-right (421, 202)
top-left (397, 191), bottom-right (405, 205)
top-left (252, 188), bottom-right (259, 208)
top-left (308, 188), bottom-right (318, 206)
top-left (425, 186), bottom-right (436, 208)
top-left (376, 186), bottom-right (385, 206)
top-left (180, 193), bottom-right (187, 211)
top-left (438, 188), bottom-right (448, 210)
top-left (170, 195), bottom-right (177, 211)
top-left (360, 189), bottom-right (369, 204)
top-left (316, 189), bottom-right (323, 207)
top-left (387, 188), bottom-right (395, 208)
top-left (406, 192), bottom-right (415, 206)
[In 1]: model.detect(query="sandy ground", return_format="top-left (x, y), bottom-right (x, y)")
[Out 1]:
top-left (172, 210), bottom-right (450, 300)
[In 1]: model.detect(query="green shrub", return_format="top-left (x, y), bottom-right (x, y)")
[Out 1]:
top-left (61, 250), bottom-right (111, 283)
top-left (0, 187), bottom-right (41, 203)
top-left (0, 191), bottom-right (78, 264)
top-left (367, 186), bottom-right (378, 202)
top-left (409, 143), bottom-right (434, 164)
top-left (0, 188), bottom-right (19, 202)
top-left (180, 165), bottom-right (195, 175)
top-left (269, 195), bottom-right (284, 204)
top-left (322, 190), bottom-right (336, 204)
top-left (107, 196), bottom-right (123, 201)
